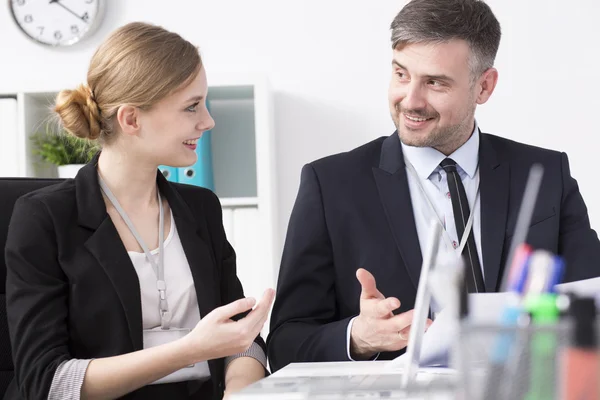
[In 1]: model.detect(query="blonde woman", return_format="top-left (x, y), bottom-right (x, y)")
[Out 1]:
top-left (5, 22), bottom-right (273, 400)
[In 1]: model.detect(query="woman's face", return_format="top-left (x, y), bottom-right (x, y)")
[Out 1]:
top-left (134, 67), bottom-right (215, 168)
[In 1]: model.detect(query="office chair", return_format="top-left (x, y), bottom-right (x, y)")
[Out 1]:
top-left (0, 178), bottom-right (63, 396)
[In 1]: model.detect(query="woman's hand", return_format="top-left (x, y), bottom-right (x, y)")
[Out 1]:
top-left (183, 289), bottom-right (275, 363)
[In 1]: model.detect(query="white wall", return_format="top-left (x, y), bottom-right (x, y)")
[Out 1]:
top-left (2, 0), bottom-right (600, 262)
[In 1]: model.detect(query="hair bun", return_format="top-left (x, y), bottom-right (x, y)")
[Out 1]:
top-left (54, 84), bottom-right (102, 140)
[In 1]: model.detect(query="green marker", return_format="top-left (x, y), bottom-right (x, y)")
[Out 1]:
top-left (524, 293), bottom-right (560, 400)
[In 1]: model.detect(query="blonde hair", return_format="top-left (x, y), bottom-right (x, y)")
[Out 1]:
top-left (54, 22), bottom-right (202, 143)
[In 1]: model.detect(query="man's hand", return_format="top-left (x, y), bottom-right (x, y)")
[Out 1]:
top-left (350, 268), bottom-right (429, 360)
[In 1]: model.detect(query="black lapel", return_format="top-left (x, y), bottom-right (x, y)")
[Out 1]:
top-left (479, 132), bottom-right (510, 292)
top-left (76, 153), bottom-right (144, 350)
top-left (157, 174), bottom-right (222, 381)
top-left (372, 133), bottom-right (422, 289)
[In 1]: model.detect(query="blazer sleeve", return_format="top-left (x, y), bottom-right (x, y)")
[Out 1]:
top-left (558, 152), bottom-right (600, 282)
top-left (5, 196), bottom-right (71, 399)
top-left (267, 164), bottom-right (353, 372)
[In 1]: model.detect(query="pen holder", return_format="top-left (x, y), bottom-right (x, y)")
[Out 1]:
top-left (452, 320), bottom-right (571, 400)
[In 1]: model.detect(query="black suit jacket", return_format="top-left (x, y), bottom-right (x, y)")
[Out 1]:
top-left (4, 155), bottom-right (266, 399)
top-left (267, 132), bottom-right (600, 371)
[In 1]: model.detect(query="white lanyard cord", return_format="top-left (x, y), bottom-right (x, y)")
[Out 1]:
top-left (405, 160), bottom-right (478, 256)
top-left (99, 175), bottom-right (171, 329)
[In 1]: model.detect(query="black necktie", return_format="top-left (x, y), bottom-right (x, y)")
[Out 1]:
top-left (439, 158), bottom-right (486, 293)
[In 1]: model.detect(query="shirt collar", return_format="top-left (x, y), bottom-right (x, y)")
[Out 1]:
top-left (401, 121), bottom-right (480, 180)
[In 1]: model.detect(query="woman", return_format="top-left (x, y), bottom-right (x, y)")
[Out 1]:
top-left (4, 22), bottom-right (274, 400)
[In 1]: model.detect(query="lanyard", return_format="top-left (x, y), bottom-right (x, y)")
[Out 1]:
top-left (405, 160), bottom-right (479, 257)
top-left (98, 175), bottom-right (171, 329)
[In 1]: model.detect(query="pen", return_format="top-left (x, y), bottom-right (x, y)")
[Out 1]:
top-left (481, 244), bottom-right (532, 400)
top-left (523, 292), bottom-right (560, 400)
top-left (503, 250), bottom-right (557, 400)
top-left (522, 252), bottom-right (564, 400)
top-left (547, 255), bottom-right (565, 293)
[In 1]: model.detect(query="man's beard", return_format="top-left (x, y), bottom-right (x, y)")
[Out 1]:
top-left (393, 104), bottom-right (474, 151)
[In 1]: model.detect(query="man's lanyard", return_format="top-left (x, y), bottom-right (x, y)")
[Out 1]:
top-left (404, 159), bottom-right (479, 256)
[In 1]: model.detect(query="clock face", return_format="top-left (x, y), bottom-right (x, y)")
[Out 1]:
top-left (10, 0), bottom-right (104, 47)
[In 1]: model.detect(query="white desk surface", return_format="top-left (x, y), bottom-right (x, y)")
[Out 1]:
top-left (230, 361), bottom-right (457, 399)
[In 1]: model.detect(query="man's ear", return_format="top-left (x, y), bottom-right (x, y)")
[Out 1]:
top-left (476, 68), bottom-right (499, 105)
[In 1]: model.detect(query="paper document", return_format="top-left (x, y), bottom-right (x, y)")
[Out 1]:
top-left (388, 293), bottom-right (512, 369)
top-left (555, 277), bottom-right (600, 297)
top-left (388, 277), bottom-right (600, 370)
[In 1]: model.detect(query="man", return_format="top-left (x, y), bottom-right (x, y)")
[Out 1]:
top-left (267, 0), bottom-right (600, 371)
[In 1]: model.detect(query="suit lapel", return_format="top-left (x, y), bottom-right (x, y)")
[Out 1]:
top-left (76, 154), bottom-right (144, 350)
top-left (157, 175), bottom-right (222, 381)
top-left (373, 133), bottom-right (422, 289)
top-left (160, 184), bottom-right (219, 323)
top-left (372, 131), bottom-right (511, 292)
top-left (479, 133), bottom-right (510, 292)
top-left (85, 220), bottom-right (144, 350)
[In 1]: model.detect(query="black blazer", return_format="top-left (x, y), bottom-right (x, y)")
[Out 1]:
top-left (267, 132), bottom-right (600, 371)
top-left (4, 155), bottom-right (266, 399)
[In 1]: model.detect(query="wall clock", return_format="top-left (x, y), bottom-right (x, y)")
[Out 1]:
top-left (9, 0), bottom-right (106, 47)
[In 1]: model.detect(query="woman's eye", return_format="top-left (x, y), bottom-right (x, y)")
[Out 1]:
top-left (186, 102), bottom-right (200, 112)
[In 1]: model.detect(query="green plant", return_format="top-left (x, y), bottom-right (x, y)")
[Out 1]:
top-left (31, 128), bottom-right (99, 166)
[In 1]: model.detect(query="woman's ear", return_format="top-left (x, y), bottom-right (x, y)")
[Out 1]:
top-left (115, 105), bottom-right (141, 136)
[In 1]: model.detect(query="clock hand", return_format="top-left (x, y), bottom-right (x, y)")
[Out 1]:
top-left (49, 0), bottom-right (88, 24)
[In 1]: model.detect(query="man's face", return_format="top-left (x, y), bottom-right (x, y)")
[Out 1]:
top-left (388, 39), bottom-right (485, 154)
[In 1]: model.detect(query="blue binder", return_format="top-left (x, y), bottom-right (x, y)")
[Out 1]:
top-left (177, 129), bottom-right (215, 191)
top-left (159, 165), bottom-right (179, 182)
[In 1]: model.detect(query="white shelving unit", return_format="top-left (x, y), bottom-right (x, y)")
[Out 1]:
top-left (0, 75), bottom-right (279, 333)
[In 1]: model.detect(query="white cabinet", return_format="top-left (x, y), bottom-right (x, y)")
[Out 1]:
top-left (0, 75), bottom-right (279, 334)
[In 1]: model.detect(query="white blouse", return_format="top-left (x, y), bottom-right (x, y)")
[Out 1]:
top-left (127, 207), bottom-right (210, 377)
top-left (129, 209), bottom-right (205, 329)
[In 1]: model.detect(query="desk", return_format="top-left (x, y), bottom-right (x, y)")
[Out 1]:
top-left (231, 361), bottom-right (457, 399)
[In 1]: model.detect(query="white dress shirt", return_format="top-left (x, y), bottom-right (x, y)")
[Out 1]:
top-left (345, 122), bottom-right (483, 361)
top-left (401, 122), bottom-right (483, 277)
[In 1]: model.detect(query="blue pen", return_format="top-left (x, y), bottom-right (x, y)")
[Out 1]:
top-left (503, 251), bottom-right (563, 400)
top-left (499, 250), bottom-right (557, 399)
top-left (482, 244), bottom-right (532, 399)
top-left (547, 256), bottom-right (565, 293)
top-left (507, 244), bottom-right (533, 294)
